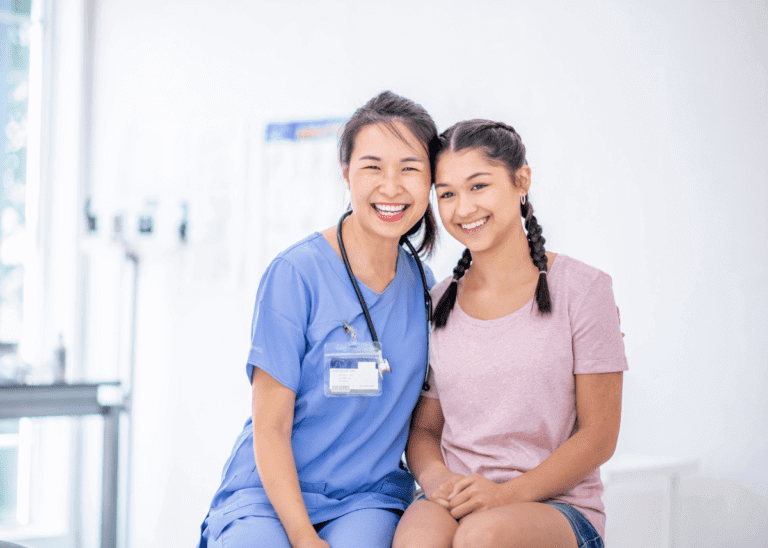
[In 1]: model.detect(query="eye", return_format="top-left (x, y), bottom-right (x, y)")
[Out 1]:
top-left (363, 165), bottom-right (381, 170)
top-left (403, 166), bottom-right (419, 172)
top-left (438, 191), bottom-right (455, 199)
top-left (471, 183), bottom-right (488, 191)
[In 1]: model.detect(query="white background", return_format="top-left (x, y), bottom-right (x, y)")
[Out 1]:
top-left (29, 0), bottom-right (768, 547)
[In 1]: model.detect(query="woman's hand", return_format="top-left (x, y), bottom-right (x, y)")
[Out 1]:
top-left (446, 473), bottom-right (522, 519)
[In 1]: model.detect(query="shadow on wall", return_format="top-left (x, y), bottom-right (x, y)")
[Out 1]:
top-left (604, 478), bottom-right (768, 547)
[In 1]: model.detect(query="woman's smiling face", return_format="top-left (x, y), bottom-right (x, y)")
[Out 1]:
top-left (344, 121), bottom-right (432, 242)
top-left (435, 147), bottom-right (530, 254)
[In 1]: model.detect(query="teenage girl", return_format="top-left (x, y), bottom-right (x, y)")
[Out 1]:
top-left (197, 91), bottom-right (439, 548)
top-left (393, 119), bottom-right (627, 548)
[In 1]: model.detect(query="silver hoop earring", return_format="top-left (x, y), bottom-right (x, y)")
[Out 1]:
top-left (521, 195), bottom-right (527, 205)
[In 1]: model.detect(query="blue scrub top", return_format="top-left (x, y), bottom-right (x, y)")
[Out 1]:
top-left (204, 232), bottom-right (435, 539)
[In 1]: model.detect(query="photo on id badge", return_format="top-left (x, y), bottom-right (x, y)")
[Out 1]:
top-left (324, 340), bottom-right (384, 397)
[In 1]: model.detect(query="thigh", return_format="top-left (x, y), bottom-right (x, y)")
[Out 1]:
top-left (318, 508), bottom-right (400, 548)
top-left (392, 500), bottom-right (458, 548)
top-left (217, 515), bottom-right (292, 548)
top-left (546, 503), bottom-right (604, 548)
top-left (454, 502), bottom-right (578, 548)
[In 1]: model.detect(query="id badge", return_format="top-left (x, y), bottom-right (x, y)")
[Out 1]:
top-left (324, 341), bottom-right (384, 397)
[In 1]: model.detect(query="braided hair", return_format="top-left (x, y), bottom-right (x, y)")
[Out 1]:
top-left (432, 120), bottom-right (552, 329)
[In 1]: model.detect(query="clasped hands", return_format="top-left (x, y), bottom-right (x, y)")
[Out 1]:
top-left (423, 469), bottom-right (526, 520)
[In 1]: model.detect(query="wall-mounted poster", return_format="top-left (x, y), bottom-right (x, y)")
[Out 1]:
top-left (261, 119), bottom-right (347, 264)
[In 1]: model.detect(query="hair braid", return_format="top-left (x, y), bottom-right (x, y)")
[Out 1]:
top-left (436, 118), bottom-right (553, 321)
top-left (521, 200), bottom-right (552, 314)
top-left (433, 248), bottom-right (472, 328)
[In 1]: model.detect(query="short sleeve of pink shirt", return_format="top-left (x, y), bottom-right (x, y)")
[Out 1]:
top-left (420, 254), bottom-right (627, 539)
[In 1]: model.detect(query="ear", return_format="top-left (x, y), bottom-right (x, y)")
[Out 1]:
top-left (515, 165), bottom-right (532, 195)
top-left (342, 164), bottom-right (350, 190)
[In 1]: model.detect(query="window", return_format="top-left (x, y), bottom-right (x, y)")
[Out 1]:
top-left (0, 0), bottom-right (31, 344)
top-left (0, 419), bottom-right (20, 523)
top-left (0, 0), bottom-right (42, 534)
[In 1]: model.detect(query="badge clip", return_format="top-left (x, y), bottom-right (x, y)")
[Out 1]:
top-left (379, 357), bottom-right (391, 379)
top-left (342, 320), bottom-right (357, 344)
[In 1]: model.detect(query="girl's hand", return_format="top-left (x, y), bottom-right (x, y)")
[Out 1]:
top-left (425, 471), bottom-right (465, 508)
top-left (446, 473), bottom-right (522, 519)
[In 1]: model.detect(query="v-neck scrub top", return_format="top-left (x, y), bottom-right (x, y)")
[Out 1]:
top-left (202, 232), bottom-right (435, 541)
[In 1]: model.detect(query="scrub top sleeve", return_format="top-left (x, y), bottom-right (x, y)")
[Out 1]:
top-left (246, 258), bottom-right (310, 392)
top-left (571, 272), bottom-right (629, 375)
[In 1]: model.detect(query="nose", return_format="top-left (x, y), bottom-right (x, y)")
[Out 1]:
top-left (455, 192), bottom-right (477, 219)
top-left (378, 170), bottom-right (404, 197)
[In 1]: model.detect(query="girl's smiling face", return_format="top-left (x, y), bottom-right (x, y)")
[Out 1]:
top-left (344, 121), bottom-right (432, 242)
top-left (435, 147), bottom-right (530, 254)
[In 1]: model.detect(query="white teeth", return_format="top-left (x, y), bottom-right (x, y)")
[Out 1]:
top-left (375, 204), bottom-right (406, 212)
top-left (461, 217), bottom-right (488, 230)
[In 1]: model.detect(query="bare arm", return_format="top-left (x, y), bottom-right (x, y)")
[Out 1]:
top-left (406, 396), bottom-right (464, 503)
top-left (447, 371), bottom-right (624, 517)
top-left (252, 368), bottom-right (329, 548)
top-left (506, 371), bottom-right (623, 501)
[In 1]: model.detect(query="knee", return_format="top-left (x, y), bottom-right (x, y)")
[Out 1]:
top-left (392, 520), bottom-right (433, 548)
top-left (453, 515), bottom-right (500, 548)
top-left (391, 530), bottom-right (416, 548)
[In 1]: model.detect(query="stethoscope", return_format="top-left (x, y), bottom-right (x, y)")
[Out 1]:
top-left (336, 210), bottom-right (432, 391)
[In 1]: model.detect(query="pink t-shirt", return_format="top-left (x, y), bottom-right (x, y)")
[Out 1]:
top-left (422, 254), bottom-right (628, 538)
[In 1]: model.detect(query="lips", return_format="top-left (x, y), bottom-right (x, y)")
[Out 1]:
top-left (459, 216), bottom-right (489, 234)
top-left (373, 203), bottom-right (409, 223)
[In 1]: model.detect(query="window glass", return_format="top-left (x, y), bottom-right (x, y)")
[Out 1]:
top-left (0, 0), bottom-right (31, 345)
top-left (0, 447), bottom-right (19, 521)
top-left (0, 0), bottom-right (32, 530)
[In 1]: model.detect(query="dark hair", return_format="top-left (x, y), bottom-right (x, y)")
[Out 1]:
top-left (339, 91), bottom-right (439, 258)
top-left (432, 119), bottom-right (552, 328)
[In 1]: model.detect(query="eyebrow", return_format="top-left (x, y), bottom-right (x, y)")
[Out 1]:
top-left (435, 172), bottom-right (493, 188)
top-left (467, 172), bottom-right (492, 180)
top-left (357, 155), bottom-right (425, 163)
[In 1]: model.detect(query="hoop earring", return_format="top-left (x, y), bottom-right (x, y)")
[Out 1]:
top-left (521, 195), bottom-right (527, 205)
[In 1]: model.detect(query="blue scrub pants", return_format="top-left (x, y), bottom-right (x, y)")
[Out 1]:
top-left (200, 508), bottom-right (400, 548)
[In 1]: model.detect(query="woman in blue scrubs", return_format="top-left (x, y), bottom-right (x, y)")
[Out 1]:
top-left (198, 91), bottom-right (438, 548)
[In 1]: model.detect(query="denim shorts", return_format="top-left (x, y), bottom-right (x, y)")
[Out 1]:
top-left (411, 491), bottom-right (602, 548)
top-left (545, 502), bottom-right (604, 548)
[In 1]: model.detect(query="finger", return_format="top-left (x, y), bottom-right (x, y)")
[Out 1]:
top-left (433, 497), bottom-right (450, 508)
top-left (449, 499), bottom-right (477, 520)
top-left (432, 484), bottom-right (453, 501)
top-left (449, 475), bottom-right (475, 498)
top-left (447, 485), bottom-right (472, 509)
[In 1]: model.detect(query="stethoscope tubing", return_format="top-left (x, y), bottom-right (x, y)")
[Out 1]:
top-left (336, 209), bottom-right (432, 389)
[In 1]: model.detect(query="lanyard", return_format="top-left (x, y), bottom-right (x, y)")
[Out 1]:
top-left (336, 210), bottom-right (432, 389)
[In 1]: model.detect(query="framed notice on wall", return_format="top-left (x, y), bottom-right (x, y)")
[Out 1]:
top-left (261, 118), bottom-right (348, 262)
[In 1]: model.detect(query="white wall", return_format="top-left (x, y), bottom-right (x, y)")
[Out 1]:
top-left (75, 1), bottom-right (768, 546)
